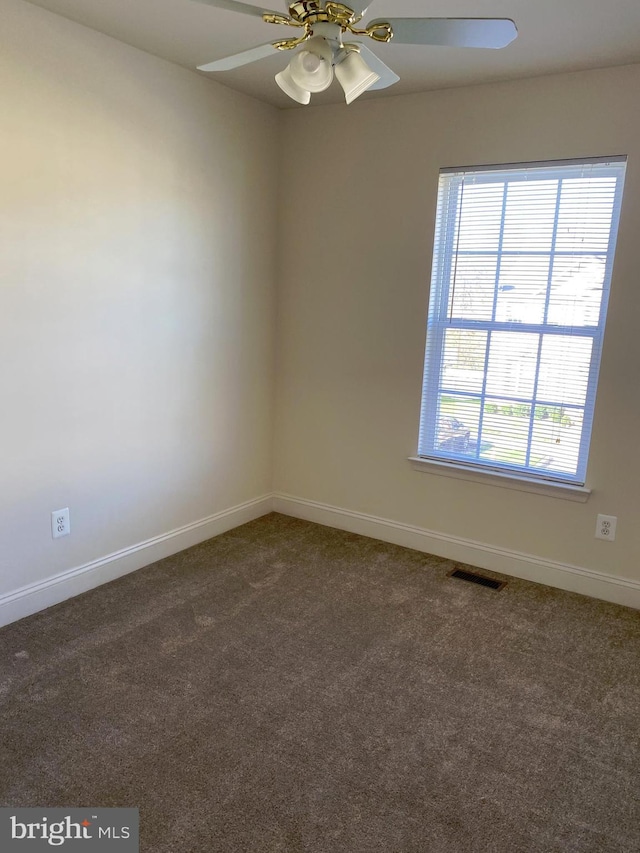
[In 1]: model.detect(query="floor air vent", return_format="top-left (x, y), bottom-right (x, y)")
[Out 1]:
top-left (448, 568), bottom-right (506, 591)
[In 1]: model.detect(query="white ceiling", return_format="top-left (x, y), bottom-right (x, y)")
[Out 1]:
top-left (23, 0), bottom-right (640, 108)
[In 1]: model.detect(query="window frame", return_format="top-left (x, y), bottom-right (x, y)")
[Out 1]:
top-left (416, 156), bottom-right (627, 490)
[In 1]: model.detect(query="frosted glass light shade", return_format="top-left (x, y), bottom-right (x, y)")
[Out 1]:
top-left (275, 66), bottom-right (311, 104)
top-left (289, 49), bottom-right (333, 93)
top-left (335, 51), bottom-right (380, 104)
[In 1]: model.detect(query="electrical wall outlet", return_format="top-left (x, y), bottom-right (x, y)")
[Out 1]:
top-left (595, 514), bottom-right (617, 541)
top-left (52, 508), bottom-right (70, 539)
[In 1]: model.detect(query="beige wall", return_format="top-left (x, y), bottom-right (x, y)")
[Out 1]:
top-left (275, 65), bottom-right (640, 584)
top-left (0, 0), bottom-right (278, 601)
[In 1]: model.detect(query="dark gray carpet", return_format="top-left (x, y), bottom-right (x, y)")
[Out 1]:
top-left (1, 513), bottom-right (639, 852)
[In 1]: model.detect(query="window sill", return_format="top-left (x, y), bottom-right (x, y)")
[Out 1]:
top-left (408, 457), bottom-right (591, 503)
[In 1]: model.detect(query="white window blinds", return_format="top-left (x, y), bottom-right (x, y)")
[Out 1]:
top-left (418, 157), bottom-right (626, 485)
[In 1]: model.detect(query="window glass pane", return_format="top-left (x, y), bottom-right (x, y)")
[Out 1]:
top-left (502, 180), bottom-right (558, 253)
top-left (547, 257), bottom-right (604, 327)
top-left (530, 408), bottom-right (585, 476)
top-left (442, 330), bottom-right (487, 394)
top-left (435, 395), bottom-right (480, 455)
top-left (478, 399), bottom-right (532, 467)
top-left (495, 256), bottom-right (549, 324)
top-left (485, 332), bottom-right (538, 399)
top-left (537, 335), bottom-right (593, 406)
top-left (555, 178), bottom-right (618, 253)
top-left (456, 181), bottom-right (505, 252)
top-left (449, 256), bottom-right (496, 320)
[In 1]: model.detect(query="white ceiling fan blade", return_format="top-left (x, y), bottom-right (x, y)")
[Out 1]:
top-left (198, 41), bottom-right (280, 71)
top-left (192, 0), bottom-right (285, 20)
top-left (355, 43), bottom-right (399, 91)
top-left (369, 18), bottom-right (518, 49)
top-left (348, 0), bottom-right (375, 18)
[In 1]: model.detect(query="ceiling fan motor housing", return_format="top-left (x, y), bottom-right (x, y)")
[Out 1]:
top-left (288, 1), bottom-right (361, 27)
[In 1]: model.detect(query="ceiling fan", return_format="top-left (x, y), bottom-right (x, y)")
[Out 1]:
top-left (193, 1), bottom-right (517, 105)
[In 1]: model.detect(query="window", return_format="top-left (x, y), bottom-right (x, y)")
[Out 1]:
top-left (417, 157), bottom-right (626, 487)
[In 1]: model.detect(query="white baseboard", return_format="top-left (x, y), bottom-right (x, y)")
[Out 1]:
top-left (4, 491), bottom-right (638, 629)
top-left (0, 495), bottom-right (273, 628)
top-left (273, 493), bottom-right (640, 610)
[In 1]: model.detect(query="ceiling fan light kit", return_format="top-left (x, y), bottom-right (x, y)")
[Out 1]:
top-left (195, 0), bottom-right (518, 105)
